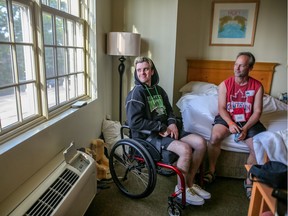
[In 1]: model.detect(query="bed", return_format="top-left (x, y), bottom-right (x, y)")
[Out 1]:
top-left (176, 59), bottom-right (287, 179)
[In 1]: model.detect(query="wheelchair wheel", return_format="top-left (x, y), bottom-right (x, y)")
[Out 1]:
top-left (167, 205), bottom-right (181, 216)
top-left (109, 138), bottom-right (157, 198)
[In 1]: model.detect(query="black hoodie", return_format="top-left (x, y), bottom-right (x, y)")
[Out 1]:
top-left (125, 60), bottom-right (177, 140)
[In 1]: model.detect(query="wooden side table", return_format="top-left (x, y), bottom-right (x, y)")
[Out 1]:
top-left (245, 165), bottom-right (276, 216)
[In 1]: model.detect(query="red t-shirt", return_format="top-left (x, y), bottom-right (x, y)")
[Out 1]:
top-left (225, 76), bottom-right (261, 122)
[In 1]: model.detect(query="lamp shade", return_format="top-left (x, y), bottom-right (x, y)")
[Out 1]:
top-left (107, 32), bottom-right (141, 57)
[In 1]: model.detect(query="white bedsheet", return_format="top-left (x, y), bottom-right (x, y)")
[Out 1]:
top-left (176, 93), bottom-right (288, 153)
top-left (253, 129), bottom-right (288, 165)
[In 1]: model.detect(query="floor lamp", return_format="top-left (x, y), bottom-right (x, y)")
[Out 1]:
top-left (107, 32), bottom-right (141, 123)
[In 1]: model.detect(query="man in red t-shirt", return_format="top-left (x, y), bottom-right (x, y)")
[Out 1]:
top-left (204, 52), bottom-right (266, 199)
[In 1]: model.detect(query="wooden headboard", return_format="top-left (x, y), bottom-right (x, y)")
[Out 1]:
top-left (187, 59), bottom-right (277, 94)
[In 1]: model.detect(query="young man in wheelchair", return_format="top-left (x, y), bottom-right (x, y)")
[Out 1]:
top-left (125, 56), bottom-right (211, 205)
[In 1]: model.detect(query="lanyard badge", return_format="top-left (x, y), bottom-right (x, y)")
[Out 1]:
top-left (233, 107), bottom-right (246, 122)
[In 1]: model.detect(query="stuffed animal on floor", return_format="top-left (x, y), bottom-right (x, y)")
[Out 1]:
top-left (89, 138), bottom-right (111, 181)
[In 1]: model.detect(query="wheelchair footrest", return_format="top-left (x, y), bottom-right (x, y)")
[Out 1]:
top-left (156, 167), bottom-right (176, 176)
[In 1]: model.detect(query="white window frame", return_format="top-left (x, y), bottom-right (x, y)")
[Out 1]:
top-left (0, 0), bottom-right (90, 144)
top-left (41, 4), bottom-right (86, 113)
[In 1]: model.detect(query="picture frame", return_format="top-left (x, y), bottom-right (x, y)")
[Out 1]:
top-left (209, 1), bottom-right (259, 46)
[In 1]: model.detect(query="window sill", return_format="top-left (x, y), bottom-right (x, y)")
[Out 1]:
top-left (0, 99), bottom-right (92, 155)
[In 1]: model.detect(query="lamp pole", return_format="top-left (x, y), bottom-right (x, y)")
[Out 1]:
top-left (118, 56), bottom-right (126, 123)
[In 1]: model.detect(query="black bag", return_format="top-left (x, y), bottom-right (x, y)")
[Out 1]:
top-left (272, 188), bottom-right (287, 216)
top-left (248, 161), bottom-right (288, 189)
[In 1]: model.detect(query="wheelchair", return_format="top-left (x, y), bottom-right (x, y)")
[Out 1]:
top-left (109, 124), bottom-right (200, 216)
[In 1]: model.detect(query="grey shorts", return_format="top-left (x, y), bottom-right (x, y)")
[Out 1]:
top-left (213, 115), bottom-right (266, 139)
top-left (148, 130), bottom-right (191, 150)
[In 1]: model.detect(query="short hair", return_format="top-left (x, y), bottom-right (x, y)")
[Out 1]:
top-left (134, 56), bottom-right (155, 70)
top-left (236, 52), bottom-right (255, 68)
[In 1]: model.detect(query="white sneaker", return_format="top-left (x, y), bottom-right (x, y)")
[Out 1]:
top-left (175, 185), bottom-right (204, 206)
top-left (191, 184), bottom-right (211, 199)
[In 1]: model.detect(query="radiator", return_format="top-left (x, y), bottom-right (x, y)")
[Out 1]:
top-left (8, 143), bottom-right (97, 216)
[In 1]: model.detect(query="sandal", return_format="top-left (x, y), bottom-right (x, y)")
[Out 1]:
top-left (244, 179), bottom-right (253, 199)
top-left (203, 171), bottom-right (216, 184)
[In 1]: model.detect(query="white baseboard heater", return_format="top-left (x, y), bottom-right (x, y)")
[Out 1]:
top-left (8, 143), bottom-right (97, 216)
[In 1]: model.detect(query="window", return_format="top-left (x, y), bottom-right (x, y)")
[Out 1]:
top-left (0, 0), bottom-right (87, 142)
top-left (42, 5), bottom-right (85, 111)
top-left (0, 0), bottom-right (38, 132)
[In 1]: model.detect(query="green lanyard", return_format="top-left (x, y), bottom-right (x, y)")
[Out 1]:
top-left (145, 85), bottom-right (159, 105)
top-left (145, 85), bottom-right (166, 114)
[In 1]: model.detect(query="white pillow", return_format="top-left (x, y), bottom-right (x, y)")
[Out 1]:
top-left (179, 81), bottom-right (218, 94)
top-left (102, 119), bottom-right (128, 154)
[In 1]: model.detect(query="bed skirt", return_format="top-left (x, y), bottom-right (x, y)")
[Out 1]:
top-left (215, 150), bottom-right (249, 179)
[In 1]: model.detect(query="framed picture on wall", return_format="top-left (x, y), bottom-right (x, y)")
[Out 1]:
top-left (209, 1), bottom-right (259, 46)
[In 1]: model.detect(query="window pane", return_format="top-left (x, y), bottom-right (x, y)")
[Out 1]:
top-left (16, 45), bottom-right (34, 82)
top-left (56, 16), bottom-right (64, 45)
top-left (0, 45), bottom-right (14, 86)
top-left (68, 74), bottom-right (75, 99)
top-left (76, 48), bottom-right (83, 72)
top-left (47, 78), bottom-right (55, 88)
top-left (42, 12), bottom-right (53, 45)
top-left (20, 83), bottom-right (38, 119)
top-left (57, 47), bottom-right (66, 75)
top-left (13, 2), bottom-right (32, 43)
top-left (77, 73), bottom-right (85, 95)
top-left (67, 20), bottom-right (74, 46)
top-left (60, 0), bottom-right (68, 13)
top-left (71, 1), bottom-right (79, 17)
top-left (76, 22), bottom-right (83, 47)
top-left (41, 0), bottom-right (48, 5)
top-left (68, 48), bottom-right (74, 73)
top-left (0, 87), bottom-right (18, 128)
top-left (49, 0), bottom-right (57, 9)
top-left (42, 0), bottom-right (79, 16)
top-left (59, 77), bottom-right (66, 103)
top-left (0, 0), bottom-right (10, 42)
top-left (47, 79), bottom-right (56, 108)
top-left (45, 47), bottom-right (55, 78)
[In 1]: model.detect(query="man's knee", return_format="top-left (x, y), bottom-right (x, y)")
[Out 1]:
top-left (182, 144), bottom-right (193, 158)
top-left (199, 141), bottom-right (207, 151)
top-left (194, 138), bottom-right (207, 152)
top-left (169, 141), bottom-right (193, 158)
top-left (209, 135), bottom-right (223, 146)
top-left (210, 124), bottom-right (229, 145)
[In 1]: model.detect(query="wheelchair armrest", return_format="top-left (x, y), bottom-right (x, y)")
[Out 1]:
top-left (120, 124), bottom-right (152, 139)
top-left (138, 129), bottom-right (152, 135)
top-left (120, 124), bottom-right (130, 139)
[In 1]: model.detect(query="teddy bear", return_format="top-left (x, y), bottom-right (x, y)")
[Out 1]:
top-left (89, 138), bottom-right (111, 180)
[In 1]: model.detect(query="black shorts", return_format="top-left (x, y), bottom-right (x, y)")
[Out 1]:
top-left (148, 130), bottom-right (191, 150)
top-left (213, 115), bottom-right (266, 139)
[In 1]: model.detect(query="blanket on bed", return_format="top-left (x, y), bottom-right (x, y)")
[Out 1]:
top-left (253, 129), bottom-right (288, 165)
